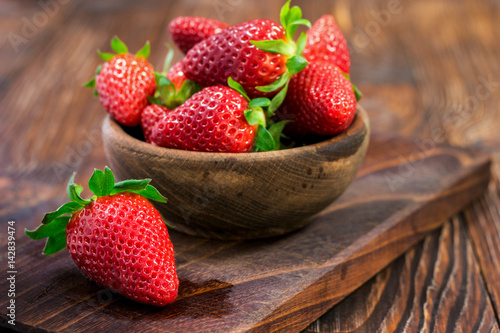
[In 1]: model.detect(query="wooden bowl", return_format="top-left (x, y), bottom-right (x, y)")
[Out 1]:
top-left (102, 107), bottom-right (370, 239)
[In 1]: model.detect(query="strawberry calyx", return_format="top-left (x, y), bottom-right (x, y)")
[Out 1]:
top-left (250, 0), bottom-right (311, 113)
top-left (84, 37), bottom-right (151, 93)
top-left (228, 78), bottom-right (289, 152)
top-left (25, 167), bottom-right (167, 255)
top-left (150, 72), bottom-right (201, 110)
top-left (149, 46), bottom-right (202, 109)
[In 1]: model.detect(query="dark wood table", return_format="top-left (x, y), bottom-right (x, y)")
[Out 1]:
top-left (1, 0), bottom-right (499, 331)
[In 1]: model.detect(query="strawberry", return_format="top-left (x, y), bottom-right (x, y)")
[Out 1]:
top-left (166, 60), bottom-right (188, 89)
top-left (150, 77), bottom-right (282, 153)
top-left (26, 167), bottom-right (178, 306)
top-left (182, 1), bottom-right (311, 111)
top-left (150, 85), bottom-right (258, 152)
top-left (279, 61), bottom-right (356, 136)
top-left (141, 104), bottom-right (170, 143)
top-left (86, 37), bottom-right (156, 127)
top-left (169, 16), bottom-right (228, 54)
top-left (302, 15), bottom-right (350, 74)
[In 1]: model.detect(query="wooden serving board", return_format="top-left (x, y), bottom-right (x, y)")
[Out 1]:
top-left (0, 134), bottom-right (491, 333)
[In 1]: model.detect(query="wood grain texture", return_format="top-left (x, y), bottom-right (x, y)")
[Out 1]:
top-left (317, 0), bottom-right (500, 330)
top-left (464, 178), bottom-right (500, 317)
top-left (102, 108), bottom-right (369, 239)
top-left (0, 135), bottom-right (490, 332)
top-left (0, 0), bottom-right (499, 331)
top-left (303, 217), bottom-right (500, 333)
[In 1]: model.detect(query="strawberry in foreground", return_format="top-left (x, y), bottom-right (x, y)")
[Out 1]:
top-left (169, 16), bottom-right (228, 54)
top-left (86, 37), bottom-right (156, 127)
top-left (25, 167), bottom-right (178, 306)
top-left (302, 15), bottom-right (351, 74)
top-left (183, 1), bottom-right (310, 110)
top-left (278, 61), bottom-right (356, 136)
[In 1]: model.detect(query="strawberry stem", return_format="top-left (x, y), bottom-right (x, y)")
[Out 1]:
top-left (161, 44), bottom-right (175, 74)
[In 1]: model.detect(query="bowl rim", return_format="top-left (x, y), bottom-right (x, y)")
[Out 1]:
top-left (103, 106), bottom-right (369, 161)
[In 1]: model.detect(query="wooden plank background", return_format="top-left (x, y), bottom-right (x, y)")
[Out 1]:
top-left (0, 0), bottom-right (500, 331)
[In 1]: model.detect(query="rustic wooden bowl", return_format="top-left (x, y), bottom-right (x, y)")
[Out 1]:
top-left (102, 107), bottom-right (370, 240)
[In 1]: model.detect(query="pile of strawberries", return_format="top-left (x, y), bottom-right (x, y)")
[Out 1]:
top-left (87, 1), bottom-right (360, 153)
top-left (25, 2), bottom-right (360, 309)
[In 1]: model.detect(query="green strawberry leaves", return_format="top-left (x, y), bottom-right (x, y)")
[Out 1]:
top-left (250, 40), bottom-right (296, 57)
top-left (248, 98), bottom-right (271, 108)
top-left (98, 51), bottom-right (115, 61)
top-left (86, 167), bottom-right (167, 202)
top-left (256, 72), bottom-right (291, 93)
top-left (41, 202), bottom-right (81, 225)
top-left (97, 37), bottom-right (137, 61)
top-left (128, 183), bottom-right (168, 203)
top-left (162, 44), bottom-right (175, 74)
top-left (135, 41), bottom-right (150, 59)
top-left (67, 173), bottom-right (93, 206)
top-left (25, 216), bottom-right (70, 255)
top-left (227, 77), bottom-right (250, 101)
top-left (111, 37), bottom-right (129, 54)
top-left (280, 1), bottom-right (311, 42)
top-left (229, 78), bottom-right (288, 152)
top-left (244, 109), bottom-right (266, 127)
top-left (269, 82), bottom-right (289, 114)
top-left (286, 55), bottom-right (309, 74)
top-left (83, 64), bottom-right (102, 92)
top-left (255, 125), bottom-right (275, 151)
top-left (25, 167), bottom-right (168, 255)
top-left (88, 167), bottom-right (114, 196)
top-left (151, 72), bottom-right (202, 110)
top-left (267, 120), bottom-right (291, 150)
top-left (296, 31), bottom-right (307, 54)
top-left (251, 1), bottom-right (311, 113)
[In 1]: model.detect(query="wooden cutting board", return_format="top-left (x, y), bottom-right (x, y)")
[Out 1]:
top-left (0, 134), bottom-right (491, 333)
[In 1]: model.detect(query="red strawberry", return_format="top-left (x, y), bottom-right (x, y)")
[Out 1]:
top-left (87, 38), bottom-right (156, 127)
top-left (150, 85), bottom-right (258, 152)
top-left (302, 15), bottom-right (350, 74)
top-left (166, 60), bottom-right (188, 89)
top-left (182, 2), bottom-right (311, 103)
top-left (26, 167), bottom-right (178, 306)
top-left (169, 16), bottom-right (228, 54)
top-left (279, 61), bottom-right (356, 136)
top-left (183, 19), bottom-right (286, 98)
top-left (141, 105), bottom-right (170, 143)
